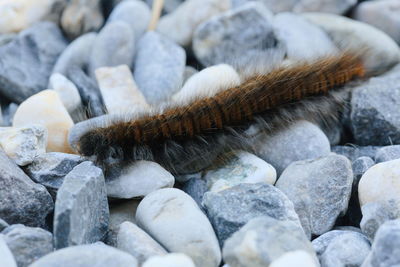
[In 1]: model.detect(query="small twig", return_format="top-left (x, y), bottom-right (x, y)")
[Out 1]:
top-left (148, 0), bottom-right (164, 31)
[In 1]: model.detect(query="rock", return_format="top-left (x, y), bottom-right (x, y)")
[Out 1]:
top-left (143, 253), bottom-right (196, 267)
top-left (353, 0), bottom-right (400, 44)
top-left (13, 90), bottom-right (74, 153)
top-left (116, 221), bottom-right (167, 264)
top-left (183, 66), bottom-right (198, 83)
top-left (88, 22), bottom-right (135, 77)
top-left (157, 0), bottom-right (230, 46)
top-left (223, 216), bottom-right (317, 267)
top-left (270, 250), bottom-right (318, 267)
top-left (23, 152), bottom-right (85, 196)
top-left (204, 151), bottom-right (276, 192)
top-left (95, 65), bottom-right (149, 114)
top-left (134, 32), bottom-right (186, 105)
top-left (136, 188), bottom-right (221, 267)
top-left (146, 0), bottom-right (184, 14)
top-left (0, 149), bottom-right (53, 227)
top-left (61, 0), bottom-right (103, 40)
top-left (0, 235), bottom-right (17, 267)
top-left (375, 145), bottom-right (400, 163)
top-left (1, 103), bottom-right (18, 127)
top-left (362, 219), bottom-right (400, 267)
top-left (192, 2), bottom-right (277, 67)
top-left (303, 13), bottom-right (400, 74)
top-left (2, 224), bottom-right (53, 267)
top-left (312, 230), bottom-right (370, 267)
top-left (254, 120), bottom-right (331, 175)
top-left (106, 161), bottom-right (175, 199)
top-left (49, 73), bottom-right (82, 116)
top-left (181, 177), bottom-right (208, 208)
top-left (202, 183), bottom-right (302, 245)
top-left (53, 161), bottom-right (109, 249)
top-left (0, 22), bottom-right (66, 103)
top-left (0, 218), bottom-right (9, 232)
top-left (332, 145), bottom-right (380, 162)
top-left (0, 125), bottom-right (47, 166)
top-left (29, 243), bottom-right (138, 267)
top-left (0, 33), bottom-right (16, 46)
top-left (52, 33), bottom-right (97, 76)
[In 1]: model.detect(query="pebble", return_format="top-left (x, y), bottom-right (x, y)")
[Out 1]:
top-left (0, 22), bottom-right (67, 103)
top-left (332, 145), bottom-right (381, 162)
top-left (53, 161), bottom-right (109, 249)
top-left (106, 161), bottom-right (175, 199)
top-left (303, 13), bottom-right (400, 73)
top-left (202, 183), bottom-right (302, 245)
top-left (0, 125), bottom-right (47, 166)
top-left (0, 235), bottom-right (17, 267)
top-left (0, 33), bottom-right (16, 46)
top-left (157, 0), bottom-right (230, 46)
top-left (375, 145), bottom-right (400, 163)
top-left (13, 90), bottom-right (74, 153)
top-left (2, 224), bottom-right (53, 267)
top-left (253, 120), bottom-right (331, 175)
top-left (134, 31), bottom-right (186, 105)
top-left (181, 177), bottom-right (208, 209)
top-left (183, 66), bottom-right (199, 83)
top-left (136, 188), bottom-right (221, 267)
top-left (1, 103), bottom-right (18, 127)
top-left (61, 0), bottom-right (103, 40)
top-left (222, 216), bottom-right (317, 267)
top-left (270, 250), bottom-right (318, 267)
top-left (23, 152), bottom-right (85, 196)
top-left (143, 253), bottom-right (196, 267)
top-left (204, 151), bottom-right (276, 192)
top-left (109, 200), bottom-right (140, 232)
top-left (116, 221), bottom-right (167, 264)
top-left (95, 65), bottom-right (149, 114)
top-left (353, 0), bottom-right (400, 44)
top-left (0, 218), bottom-right (9, 232)
top-left (276, 154), bottom-right (353, 238)
top-left (312, 230), bottom-right (371, 267)
top-left (29, 243), bottom-right (138, 267)
top-left (146, 0), bottom-right (184, 14)
top-left (89, 22), bottom-right (135, 78)
top-left (49, 73), bottom-right (82, 116)
top-left (0, 148), bottom-right (53, 227)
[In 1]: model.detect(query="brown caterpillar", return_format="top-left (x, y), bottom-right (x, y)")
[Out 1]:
top-left (72, 52), bottom-right (366, 174)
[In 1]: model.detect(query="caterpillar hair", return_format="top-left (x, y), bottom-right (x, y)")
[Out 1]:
top-left (71, 51), bottom-right (368, 174)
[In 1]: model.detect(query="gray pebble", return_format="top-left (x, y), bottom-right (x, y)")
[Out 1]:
top-left (1, 103), bottom-right (18, 126)
top-left (0, 218), bottom-right (9, 232)
top-left (0, 235), bottom-right (17, 267)
top-left (0, 33), bottom-right (16, 46)
top-left (332, 145), bottom-right (381, 162)
top-left (181, 177), bottom-right (208, 209)
top-left (146, 0), bottom-right (183, 13)
top-left (375, 145), bottom-right (400, 163)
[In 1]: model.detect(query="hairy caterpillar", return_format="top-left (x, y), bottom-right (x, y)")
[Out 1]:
top-left (71, 52), bottom-right (367, 174)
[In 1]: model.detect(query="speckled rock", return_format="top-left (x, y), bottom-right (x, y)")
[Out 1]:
top-left (49, 73), bottom-right (82, 116)
top-left (143, 253), bottom-right (196, 267)
top-left (375, 145), bottom-right (400, 163)
top-left (0, 235), bottom-right (17, 267)
top-left (332, 145), bottom-right (381, 162)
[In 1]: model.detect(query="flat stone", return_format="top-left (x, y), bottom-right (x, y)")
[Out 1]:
top-left (375, 145), bottom-right (400, 163)
top-left (0, 22), bottom-right (66, 103)
top-left (53, 161), bottom-right (109, 249)
top-left (332, 145), bottom-right (381, 162)
top-left (136, 188), bottom-right (221, 267)
top-left (49, 73), bottom-right (82, 116)
top-left (0, 149), bottom-right (53, 227)
top-left (0, 235), bottom-right (17, 267)
top-left (143, 253), bottom-right (196, 267)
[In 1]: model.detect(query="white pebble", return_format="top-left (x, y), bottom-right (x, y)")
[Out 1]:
top-left (143, 253), bottom-right (196, 267)
top-left (49, 73), bottom-right (82, 114)
top-left (270, 250), bottom-right (319, 267)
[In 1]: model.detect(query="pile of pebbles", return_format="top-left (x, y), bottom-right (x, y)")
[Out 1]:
top-left (1, 0), bottom-right (400, 266)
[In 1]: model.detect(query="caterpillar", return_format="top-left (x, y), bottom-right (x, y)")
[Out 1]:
top-left (71, 51), bottom-right (368, 175)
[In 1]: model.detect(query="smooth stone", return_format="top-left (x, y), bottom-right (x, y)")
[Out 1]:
top-left (29, 243), bottom-right (138, 267)
top-left (134, 31), bottom-right (186, 105)
top-left (202, 183), bottom-right (302, 245)
top-left (0, 125), bottom-right (47, 166)
top-left (53, 162), bottom-right (109, 249)
top-left (253, 120), bottom-right (330, 175)
top-left (0, 218), bottom-right (9, 232)
top-left (89, 22), bottom-right (135, 78)
top-left (276, 154), bottom-right (353, 238)
top-left (116, 221), bottom-right (167, 264)
top-left (0, 235), bottom-right (17, 267)
top-left (52, 33), bottom-right (97, 76)
top-left (157, 0), bottom-right (230, 46)
top-left (95, 65), bottom-right (149, 114)
top-left (61, 0), bottom-right (103, 40)
top-left (13, 90), bottom-right (74, 153)
top-left (181, 177), bottom-right (208, 208)
top-left (136, 188), bottom-right (221, 267)
top-left (0, 149), bottom-right (53, 227)
top-left (0, 22), bottom-right (67, 103)
top-left (2, 224), bottom-right (53, 267)
top-left (223, 216), bottom-right (317, 267)
top-left (143, 253), bottom-right (196, 267)
top-left (332, 145), bottom-right (381, 162)
top-left (49, 73), bottom-right (82, 115)
top-left (375, 145), bottom-right (400, 163)
top-left (303, 13), bottom-right (400, 74)
top-left (204, 151), bottom-right (276, 192)
top-left (106, 161), bottom-right (175, 199)
top-left (146, 0), bottom-right (184, 13)
top-left (270, 250), bottom-right (318, 267)
top-left (23, 152), bottom-right (85, 196)
top-left (183, 66), bottom-right (198, 83)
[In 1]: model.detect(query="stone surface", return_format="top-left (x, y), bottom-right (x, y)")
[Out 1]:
top-left (29, 243), bottom-right (138, 267)
top-left (95, 65), bottom-right (149, 114)
top-left (134, 31), bottom-right (186, 105)
top-left (0, 149), bottom-right (53, 227)
top-left (146, 0), bottom-right (185, 14)
top-left (53, 161), bottom-right (109, 249)
top-left (254, 120), bottom-right (331, 175)
top-left (270, 250), bottom-right (318, 267)
top-left (276, 154), bottom-right (353, 238)
top-left (202, 183), bottom-right (302, 245)
top-left (0, 103), bottom-right (18, 127)
top-left (223, 216), bottom-right (317, 267)
top-left (375, 145), bottom-right (400, 163)
top-left (332, 145), bottom-right (380, 162)
top-left (183, 66), bottom-right (199, 82)
top-left (0, 218), bottom-right (9, 232)
top-left (0, 22), bottom-right (66, 103)
top-left (13, 90), bottom-right (74, 153)
top-left (181, 177), bottom-right (208, 209)
top-left (49, 73), bottom-right (82, 116)
top-left (0, 33), bottom-right (16, 46)
top-left (106, 161), bottom-right (175, 199)
top-left (0, 125), bottom-right (47, 166)
top-left (2, 224), bottom-right (53, 267)
top-left (143, 253), bottom-right (196, 267)
top-left (136, 188), bottom-right (221, 267)
top-left (0, 235), bottom-right (17, 267)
